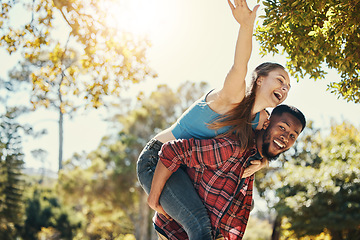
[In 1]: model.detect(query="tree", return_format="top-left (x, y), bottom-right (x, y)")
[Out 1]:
top-left (0, 106), bottom-right (29, 240)
top-left (256, 0), bottom-right (360, 103)
top-left (21, 186), bottom-right (81, 240)
top-left (58, 81), bottom-right (209, 240)
top-left (256, 121), bottom-right (360, 240)
top-left (0, 74), bottom-right (49, 239)
top-left (1, 0), bottom-right (156, 170)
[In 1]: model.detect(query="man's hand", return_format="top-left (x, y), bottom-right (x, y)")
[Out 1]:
top-left (147, 192), bottom-right (172, 220)
top-left (242, 158), bottom-right (269, 178)
top-left (227, 0), bottom-right (259, 28)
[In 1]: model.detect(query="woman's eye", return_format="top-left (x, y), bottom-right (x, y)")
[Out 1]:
top-left (278, 78), bottom-right (283, 83)
top-left (280, 126), bottom-right (285, 130)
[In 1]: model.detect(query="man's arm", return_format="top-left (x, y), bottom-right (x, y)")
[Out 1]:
top-left (147, 160), bottom-right (173, 219)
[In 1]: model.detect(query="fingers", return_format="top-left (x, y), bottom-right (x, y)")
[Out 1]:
top-left (234, 0), bottom-right (244, 8)
top-left (147, 195), bottom-right (172, 220)
top-left (252, 4), bottom-right (260, 14)
top-left (157, 206), bottom-right (172, 220)
top-left (227, 0), bottom-right (235, 10)
top-left (243, 165), bottom-right (256, 178)
top-left (242, 170), bottom-right (251, 178)
top-left (230, 0), bottom-right (259, 14)
top-left (250, 160), bottom-right (261, 165)
top-left (243, 159), bottom-right (269, 178)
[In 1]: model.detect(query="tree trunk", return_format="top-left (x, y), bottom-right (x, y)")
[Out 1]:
top-left (58, 108), bottom-right (63, 172)
top-left (271, 215), bottom-right (281, 240)
top-left (136, 190), bottom-right (150, 240)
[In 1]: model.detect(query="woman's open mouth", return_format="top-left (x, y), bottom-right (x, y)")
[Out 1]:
top-left (274, 91), bottom-right (283, 101)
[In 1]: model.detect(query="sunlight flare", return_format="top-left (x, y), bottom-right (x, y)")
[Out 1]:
top-left (104, 0), bottom-right (162, 36)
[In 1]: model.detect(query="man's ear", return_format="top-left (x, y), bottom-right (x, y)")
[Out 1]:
top-left (262, 119), bottom-right (270, 130)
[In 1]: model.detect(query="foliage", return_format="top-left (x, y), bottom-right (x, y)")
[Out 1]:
top-left (1, 0), bottom-right (156, 109)
top-left (0, 107), bottom-right (28, 240)
top-left (256, 121), bottom-right (360, 240)
top-left (57, 144), bottom-right (136, 239)
top-left (280, 218), bottom-right (332, 240)
top-left (256, 0), bottom-right (360, 103)
top-left (20, 186), bottom-right (81, 240)
top-left (1, 0), bottom-right (157, 170)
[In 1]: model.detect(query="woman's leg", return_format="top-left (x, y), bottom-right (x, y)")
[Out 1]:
top-left (137, 139), bottom-right (213, 240)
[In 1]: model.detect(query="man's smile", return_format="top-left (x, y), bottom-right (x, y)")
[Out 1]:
top-left (273, 139), bottom-right (286, 149)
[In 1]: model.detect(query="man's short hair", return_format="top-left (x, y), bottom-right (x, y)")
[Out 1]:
top-left (271, 105), bottom-right (306, 132)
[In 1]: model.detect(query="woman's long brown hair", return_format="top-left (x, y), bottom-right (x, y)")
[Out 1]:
top-left (209, 62), bottom-right (285, 151)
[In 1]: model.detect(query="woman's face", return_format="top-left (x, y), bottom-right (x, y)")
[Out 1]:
top-left (256, 68), bottom-right (291, 108)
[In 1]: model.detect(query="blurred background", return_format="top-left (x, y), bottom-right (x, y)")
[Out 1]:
top-left (0, 0), bottom-right (359, 239)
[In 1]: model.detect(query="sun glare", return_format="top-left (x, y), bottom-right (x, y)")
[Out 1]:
top-left (105, 0), bottom-right (162, 37)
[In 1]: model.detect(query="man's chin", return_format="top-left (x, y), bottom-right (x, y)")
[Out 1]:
top-left (262, 143), bottom-right (281, 161)
top-left (267, 153), bottom-right (280, 161)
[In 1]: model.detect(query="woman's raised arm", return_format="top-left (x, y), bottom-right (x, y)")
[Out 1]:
top-left (218, 0), bottom-right (259, 104)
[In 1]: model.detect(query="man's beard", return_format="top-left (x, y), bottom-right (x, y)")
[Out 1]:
top-left (261, 142), bottom-right (280, 161)
top-left (261, 128), bottom-right (282, 161)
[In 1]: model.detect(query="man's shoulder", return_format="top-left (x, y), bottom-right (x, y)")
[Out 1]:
top-left (184, 135), bottom-right (241, 150)
top-left (210, 134), bottom-right (241, 148)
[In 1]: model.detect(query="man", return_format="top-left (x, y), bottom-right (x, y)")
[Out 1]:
top-left (148, 105), bottom-right (306, 239)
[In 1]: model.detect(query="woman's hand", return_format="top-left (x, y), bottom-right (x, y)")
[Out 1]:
top-left (242, 158), bottom-right (269, 178)
top-left (227, 0), bottom-right (259, 28)
top-left (147, 191), bottom-right (172, 220)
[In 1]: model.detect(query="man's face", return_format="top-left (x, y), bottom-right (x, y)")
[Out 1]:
top-left (261, 112), bottom-right (303, 160)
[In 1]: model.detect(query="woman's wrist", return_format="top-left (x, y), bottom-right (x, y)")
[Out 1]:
top-left (148, 190), bottom-right (161, 206)
top-left (240, 22), bottom-right (255, 31)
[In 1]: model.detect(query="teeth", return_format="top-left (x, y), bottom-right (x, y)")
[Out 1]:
top-left (274, 92), bottom-right (282, 100)
top-left (274, 139), bottom-right (285, 148)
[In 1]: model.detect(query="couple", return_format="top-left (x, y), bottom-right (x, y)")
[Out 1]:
top-left (137, 0), bottom-right (306, 239)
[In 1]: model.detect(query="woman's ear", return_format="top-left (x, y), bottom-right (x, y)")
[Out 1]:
top-left (256, 77), bottom-right (263, 86)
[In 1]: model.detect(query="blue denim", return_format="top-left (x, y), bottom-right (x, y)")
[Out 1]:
top-left (137, 139), bottom-right (213, 240)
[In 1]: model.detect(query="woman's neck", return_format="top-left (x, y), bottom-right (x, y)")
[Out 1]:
top-left (252, 98), bottom-right (266, 115)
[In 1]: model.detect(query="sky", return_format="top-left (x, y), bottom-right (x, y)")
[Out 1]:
top-left (1, 0), bottom-right (359, 172)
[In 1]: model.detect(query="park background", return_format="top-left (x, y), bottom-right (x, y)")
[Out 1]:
top-left (0, 0), bottom-right (359, 239)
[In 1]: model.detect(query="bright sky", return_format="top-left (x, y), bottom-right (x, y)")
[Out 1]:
top-left (1, 0), bottom-right (359, 172)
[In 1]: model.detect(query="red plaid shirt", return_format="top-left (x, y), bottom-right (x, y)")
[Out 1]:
top-left (155, 134), bottom-right (256, 240)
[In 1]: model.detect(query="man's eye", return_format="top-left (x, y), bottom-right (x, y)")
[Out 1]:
top-left (280, 126), bottom-right (285, 130)
top-left (290, 134), bottom-right (296, 139)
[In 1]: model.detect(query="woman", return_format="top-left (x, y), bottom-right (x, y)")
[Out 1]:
top-left (137, 0), bottom-right (291, 239)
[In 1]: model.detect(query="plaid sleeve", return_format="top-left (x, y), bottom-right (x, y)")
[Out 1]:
top-left (159, 137), bottom-right (237, 172)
